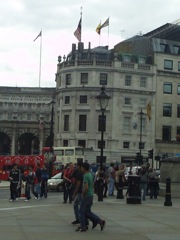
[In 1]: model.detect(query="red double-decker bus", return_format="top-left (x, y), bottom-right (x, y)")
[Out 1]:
top-left (0, 155), bottom-right (44, 181)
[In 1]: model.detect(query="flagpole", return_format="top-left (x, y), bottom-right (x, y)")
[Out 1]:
top-left (108, 17), bottom-right (110, 47)
top-left (80, 6), bottom-right (82, 42)
top-left (39, 30), bottom-right (42, 88)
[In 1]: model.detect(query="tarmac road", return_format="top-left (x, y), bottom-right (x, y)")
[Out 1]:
top-left (0, 181), bottom-right (180, 240)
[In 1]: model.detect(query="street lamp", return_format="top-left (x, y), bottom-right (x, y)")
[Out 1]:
top-left (49, 98), bottom-right (55, 152)
top-left (138, 109), bottom-right (144, 165)
top-left (49, 98), bottom-right (55, 178)
top-left (96, 86), bottom-right (110, 201)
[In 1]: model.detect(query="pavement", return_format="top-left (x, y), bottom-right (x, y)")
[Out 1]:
top-left (0, 181), bottom-right (180, 240)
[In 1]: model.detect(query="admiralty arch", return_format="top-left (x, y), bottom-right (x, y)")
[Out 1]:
top-left (0, 87), bottom-right (55, 156)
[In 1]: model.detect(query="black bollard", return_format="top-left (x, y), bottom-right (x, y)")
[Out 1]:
top-left (126, 175), bottom-right (141, 204)
top-left (97, 178), bottom-right (104, 201)
top-left (116, 178), bottom-right (124, 199)
top-left (164, 177), bottom-right (172, 206)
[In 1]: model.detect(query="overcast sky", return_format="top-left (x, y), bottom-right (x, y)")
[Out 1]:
top-left (0, 0), bottom-right (180, 88)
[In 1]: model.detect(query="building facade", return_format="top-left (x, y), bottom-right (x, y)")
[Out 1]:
top-left (0, 87), bottom-right (55, 156)
top-left (115, 23), bottom-right (180, 162)
top-left (55, 42), bottom-right (156, 164)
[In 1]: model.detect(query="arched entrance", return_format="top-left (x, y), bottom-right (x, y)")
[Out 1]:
top-left (18, 133), bottom-right (40, 155)
top-left (0, 132), bottom-right (11, 155)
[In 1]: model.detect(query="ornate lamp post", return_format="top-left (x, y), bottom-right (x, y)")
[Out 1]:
top-left (96, 86), bottom-right (110, 201)
top-left (49, 98), bottom-right (55, 178)
top-left (49, 98), bottom-right (55, 152)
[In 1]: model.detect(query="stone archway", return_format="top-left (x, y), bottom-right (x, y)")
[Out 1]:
top-left (18, 133), bottom-right (40, 155)
top-left (0, 132), bottom-right (11, 155)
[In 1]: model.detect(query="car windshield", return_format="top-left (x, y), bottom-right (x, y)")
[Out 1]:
top-left (52, 173), bottom-right (62, 179)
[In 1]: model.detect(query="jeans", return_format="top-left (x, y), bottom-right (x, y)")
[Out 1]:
top-left (80, 195), bottom-right (101, 229)
top-left (108, 178), bottom-right (115, 195)
top-left (36, 183), bottom-right (41, 197)
top-left (25, 183), bottom-right (38, 200)
top-left (73, 193), bottom-right (82, 221)
top-left (140, 183), bottom-right (147, 200)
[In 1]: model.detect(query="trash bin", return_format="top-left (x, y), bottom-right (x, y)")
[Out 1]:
top-left (126, 175), bottom-right (141, 204)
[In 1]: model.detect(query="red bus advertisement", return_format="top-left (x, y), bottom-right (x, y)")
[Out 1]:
top-left (0, 155), bottom-right (44, 181)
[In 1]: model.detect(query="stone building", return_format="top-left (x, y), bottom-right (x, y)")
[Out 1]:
top-left (55, 42), bottom-right (155, 164)
top-left (115, 23), bottom-right (180, 163)
top-left (55, 22), bottom-right (180, 165)
top-left (0, 87), bottom-right (55, 156)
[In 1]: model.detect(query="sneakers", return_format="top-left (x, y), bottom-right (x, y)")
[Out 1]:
top-left (75, 227), bottom-right (87, 232)
top-left (9, 199), bottom-right (13, 202)
top-left (24, 199), bottom-right (29, 202)
top-left (71, 220), bottom-right (80, 224)
top-left (100, 220), bottom-right (106, 231)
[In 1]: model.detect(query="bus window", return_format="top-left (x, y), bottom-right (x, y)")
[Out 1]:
top-left (54, 150), bottom-right (64, 156)
top-left (75, 147), bottom-right (84, 156)
top-left (65, 149), bottom-right (74, 156)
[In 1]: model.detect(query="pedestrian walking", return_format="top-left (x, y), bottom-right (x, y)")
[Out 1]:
top-left (76, 162), bottom-right (106, 232)
top-left (107, 162), bottom-right (116, 196)
top-left (139, 165), bottom-right (149, 201)
top-left (9, 163), bottom-right (20, 201)
top-left (40, 164), bottom-right (49, 198)
top-left (24, 165), bottom-right (38, 201)
top-left (63, 163), bottom-right (75, 204)
top-left (148, 168), bottom-right (159, 199)
top-left (35, 163), bottom-right (42, 199)
top-left (71, 161), bottom-right (84, 225)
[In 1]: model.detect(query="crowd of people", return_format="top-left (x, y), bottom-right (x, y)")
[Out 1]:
top-left (8, 160), bottom-right (160, 233)
top-left (9, 163), bottom-right (49, 202)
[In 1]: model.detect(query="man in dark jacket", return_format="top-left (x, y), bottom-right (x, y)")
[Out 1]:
top-left (9, 163), bottom-right (20, 201)
top-left (35, 163), bottom-right (42, 199)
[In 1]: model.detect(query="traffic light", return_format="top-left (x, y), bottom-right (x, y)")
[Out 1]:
top-left (135, 152), bottom-right (143, 165)
top-left (148, 149), bottom-right (153, 159)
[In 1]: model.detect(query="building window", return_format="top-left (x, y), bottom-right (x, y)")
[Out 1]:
top-left (173, 46), bottom-right (180, 54)
top-left (27, 114), bottom-right (31, 120)
top-left (79, 115), bottom-right (87, 131)
top-left (123, 55), bottom-right (131, 62)
top-left (81, 73), bottom-right (88, 85)
top-left (178, 62), bottom-right (180, 71)
top-left (177, 104), bottom-right (180, 118)
top-left (100, 73), bottom-right (108, 85)
top-left (8, 113), bottom-right (12, 120)
top-left (177, 84), bottom-right (180, 94)
top-left (64, 96), bottom-right (70, 104)
top-left (176, 127), bottom-right (180, 142)
top-left (66, 74), bottom-right (71, 85)
top-left (98, 140), bottom-right (105, 149)
top-left (138, 57), bottom-right (146, 64)
top-left (139, 142), bottom-right (145, 149)
top-left (123, 142), bottom-right (130, 149)
top-left (63, 140), bottom-right (68, 146)
top-left (98, 115), bottom-right (106, 132)
top-left (160, 44), bottom-right (169, 53)
top-left (163, 83), bottom-right (172, 94)
top-left (123, 116), bottom-right (131, 133)
top-left (162, 126), bottom-right (171, 141)
top-left (140, 77), bottom-right (147, 87)
top-left (164, 60), bottom-right (173, 70)
top-left (80, 95), bottom-right (87, 104)
top-left (125, 75), bottom-right (131, 86)
top-left (140, 98), bottom-right (147, 107)
top-left (78, 140), bottom-right (86, 148)
top-left (64, 115), bottom-right (69, 131)
top-left (163, 103), bottom-right (172, 117)
top-left (124, 97), bottom-right (131, 105)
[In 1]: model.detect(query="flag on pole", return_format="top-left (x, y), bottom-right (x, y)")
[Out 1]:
top-left (101, 18), bottom-right (109, 29)
top-left (147, 102), bottom-right (151, 121)
top-left (33, 30), bottom-right (42, 42)
top-left (96, 23), bottom-right (101, 35)
top-left (74, 17), bottom-right (82, 42)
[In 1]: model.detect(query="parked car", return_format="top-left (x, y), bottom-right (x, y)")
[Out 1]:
top-left (47, 172), bottom-right (64, 192)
